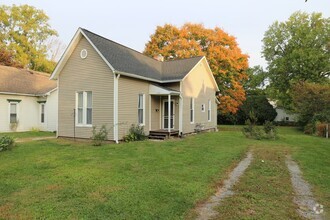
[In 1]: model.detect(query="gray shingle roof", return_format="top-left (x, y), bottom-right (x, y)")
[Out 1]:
top-left (81, 28), bottom-right (203, 81)
top-left (0, 65), bottom-right (57, 95)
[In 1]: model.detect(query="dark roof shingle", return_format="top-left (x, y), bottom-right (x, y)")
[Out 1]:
top-left (82, 28), bottom-right (203, 81)
top-left (0, 65), bottom-right (57, 95)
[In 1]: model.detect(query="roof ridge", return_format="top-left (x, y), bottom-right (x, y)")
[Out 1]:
top-left (80, 28), bottom-right (162, 64)
top-left (163, 56), bottom-right (204, 63)
top-left (0, 64), bottom-right (51, 77)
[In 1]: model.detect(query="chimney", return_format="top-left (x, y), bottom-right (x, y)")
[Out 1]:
top-left (154, 54), bottom-right (164, 62)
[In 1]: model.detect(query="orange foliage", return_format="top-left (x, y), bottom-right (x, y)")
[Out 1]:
top-left (144, 23), bottom-right (249, 114)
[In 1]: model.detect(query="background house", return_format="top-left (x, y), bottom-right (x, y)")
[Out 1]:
top-left (269, 100), bottom-right (297, 123)
top-left (0, 65), bottom-right (57, 132)
top-left (51, 28), bottom-right (219, 141)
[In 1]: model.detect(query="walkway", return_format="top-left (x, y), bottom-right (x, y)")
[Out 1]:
top-left (196, 151), bottom-right (253, 220)
top-left (195, 152), bottom-right (325, 220)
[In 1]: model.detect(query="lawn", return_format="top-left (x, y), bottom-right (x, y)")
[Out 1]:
top-left (0, 127), bottom-right (328, 219)
top-left (213, 126), bottom-right (329, 219)
top-left (0, 131), bottom-right (247, 219)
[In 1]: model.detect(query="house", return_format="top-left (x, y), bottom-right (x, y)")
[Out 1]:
top-left (269, 100), bottom-right (297, 123)
top-left (50, 28), bottom-right (219, 142)
top-left (0, 65), bottom-right (57, 132)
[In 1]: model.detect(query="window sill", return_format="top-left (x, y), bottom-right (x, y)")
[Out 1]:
top-left (76, 124), bottom-right (93, 128)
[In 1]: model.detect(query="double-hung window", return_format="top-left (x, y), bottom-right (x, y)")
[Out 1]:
top-left (138, 94), bottom-right (145, 125)
top-left (40, 104), bottom-right (45, 123)
top-left (10, 102), bottom-right (18, 123)
top-left (76, 91), bottom-right (92, 126)
top-left (208, 99), bottom-right (211, 122)
top-left (190, 97), bottom-right (194, 123)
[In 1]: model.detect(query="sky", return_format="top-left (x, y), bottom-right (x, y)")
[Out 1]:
top-left (2, 0), bottom-right (330, 68)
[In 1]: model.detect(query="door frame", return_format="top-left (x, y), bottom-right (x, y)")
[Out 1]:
top-left (162, 99), bottom-right (175, 129)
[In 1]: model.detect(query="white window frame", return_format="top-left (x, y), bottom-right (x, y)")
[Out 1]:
top-left (138, 94), bottom-right (145, 126)
top-left (190, 97), bottom-right (194, 124)
top-left (40, 103), bottom-right (45, 124)
top-left (9, 102), bottom-right (19, 124)
top-left (208, 99), bottom-right (211, 122)
top-left (76, 91), bottom-right (93, 127)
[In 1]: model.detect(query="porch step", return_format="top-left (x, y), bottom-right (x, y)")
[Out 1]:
top-left (148, 134), bottom-right (166, 140)
top-left (148, 130), bottom-right (180, 140)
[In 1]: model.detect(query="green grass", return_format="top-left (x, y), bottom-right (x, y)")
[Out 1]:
top-left (0, 131), bottom-right (55, 139)
top-left (214, 125), bottom-right (329, 219)
top-left (0, 132), bottom-right (247, 219)
top-left (276, 127), bottom-right (330, 211)
top-left (0, 127), bottom-right (328, 219)
top-left (215, 147), bottom-right (301, 219)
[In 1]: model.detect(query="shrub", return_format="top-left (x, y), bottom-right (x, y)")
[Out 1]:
top-left (304, 123), bottom-right (315, 135)
top-left (242, 115), bottom-right (277, 140)
top-left (194, 123), bottom-right (204, 133)
top-left (315, 123), bottom-right (330, 138)
top-left (91, 125), bottom-right (109, 146)
top-left (123, 124), bottom-right (147, 142)
top-left (0, 136), bottom-right (15, 152)
top-left (263, 121), bottom-right (277, 139)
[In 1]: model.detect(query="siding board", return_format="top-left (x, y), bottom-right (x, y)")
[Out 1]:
top-left (58, 37), bottom-right (114, 139)
top-left (118, 76), bottom-right (150, 139)
top-left (182, 59), bottom-right (217, 133)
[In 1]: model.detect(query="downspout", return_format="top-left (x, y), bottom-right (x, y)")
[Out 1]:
top-left (114, 72), bottom-right (120, 144)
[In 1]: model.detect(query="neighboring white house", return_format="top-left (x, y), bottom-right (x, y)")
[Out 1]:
top-left (269, 100), bottom-right (297, 122)
top-left (0, 65), bottom-right (58, 132)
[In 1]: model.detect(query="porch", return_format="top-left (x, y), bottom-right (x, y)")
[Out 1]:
top-left (148, 84), bottom-right (182, 140)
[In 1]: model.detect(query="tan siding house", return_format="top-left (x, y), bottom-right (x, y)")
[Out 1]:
top-left (51, 28), bottom-right (219, 141)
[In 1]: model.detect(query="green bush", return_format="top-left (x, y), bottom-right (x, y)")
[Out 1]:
top-left (91, 125), bottom-right (109, 146)
top-left (242, 115), bottom-right (277, 140)
top-left (263, 121), bottom-right (277, 139)
top-left (123, 124), bottom-right (147, 142)
top-left (0, 136), bottom-right (15, 152)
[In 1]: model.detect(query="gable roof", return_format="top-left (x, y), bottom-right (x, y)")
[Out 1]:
top-left (51, 28), bottom-right (204, 82)
top-left (0, 65), bottom-right (57, 96)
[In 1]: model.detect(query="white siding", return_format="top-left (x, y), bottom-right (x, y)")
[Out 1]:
top-left (274, 108), bottom-right (297, 122)
top-left (0, 94), bottom-right (39, 132)
top-left (45, 89), bottom-right (58, 131)
top-left (0, 92), bottom-right (57, 132)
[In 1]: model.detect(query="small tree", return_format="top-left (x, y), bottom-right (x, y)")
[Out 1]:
top-left (292, 82), bottom-right (330, 133)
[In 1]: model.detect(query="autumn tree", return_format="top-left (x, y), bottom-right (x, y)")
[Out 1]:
top-left (144, 23), bottom-right (249, 114)
top-left (262, 11), bottom-right (330, 109)
top-left (0, 44), bottom-right (22, 67)
top-left (0, 4), bottom-right (58, 73)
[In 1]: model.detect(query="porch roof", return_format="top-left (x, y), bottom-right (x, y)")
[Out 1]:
top-left (149, 84), bottom-right (180, 95)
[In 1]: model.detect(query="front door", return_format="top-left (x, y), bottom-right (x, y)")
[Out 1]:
top-left (163, 100), bottom-right (174, 129)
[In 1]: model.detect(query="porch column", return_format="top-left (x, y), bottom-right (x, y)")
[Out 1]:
top-left (168, 94), bottom-right (171, 132)
top-left (179, 95), bottom-right (183, 134)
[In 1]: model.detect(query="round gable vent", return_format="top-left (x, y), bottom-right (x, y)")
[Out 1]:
top-left (80, 49), bottom-right (88, 59)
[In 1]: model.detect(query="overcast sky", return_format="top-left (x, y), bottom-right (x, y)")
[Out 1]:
top-left (2, 0), bottom-right (330, 68)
